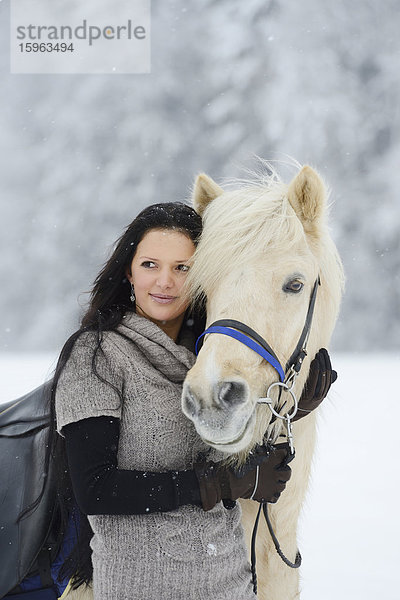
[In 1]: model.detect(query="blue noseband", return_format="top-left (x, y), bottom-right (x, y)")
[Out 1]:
top-left (194, 278), bottom-right (320, 383)
top-left (195, 325), bottom-right (285, 382)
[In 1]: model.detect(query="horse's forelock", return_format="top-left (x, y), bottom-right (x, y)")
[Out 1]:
top-left (186, 179), bottom-right (308, 304)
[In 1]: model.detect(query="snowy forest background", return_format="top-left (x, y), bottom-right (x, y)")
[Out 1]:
top-left (0, 0), bottom-right (399, 353)
top-left (1, 3), bottom-right (399, 599)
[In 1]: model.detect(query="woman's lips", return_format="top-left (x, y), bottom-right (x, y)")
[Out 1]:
top-left (149, 294), bottom-right (177, 304)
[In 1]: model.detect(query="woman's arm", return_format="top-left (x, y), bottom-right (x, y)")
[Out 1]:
top-left (63, 416), bottom-right (201, 515)
top-left (64, 343), bottom-right (337, 517)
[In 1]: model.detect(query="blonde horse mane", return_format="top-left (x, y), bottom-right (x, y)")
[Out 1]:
top-left (187, 163), bottom-right (344, 310)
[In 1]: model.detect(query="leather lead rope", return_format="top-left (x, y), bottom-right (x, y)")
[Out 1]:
top-left (250, 501), bottom-right (301, 594)
top-left (263, 503), bottom-right (302, 569)
top-left (250, 503), bottom-right (263, 596)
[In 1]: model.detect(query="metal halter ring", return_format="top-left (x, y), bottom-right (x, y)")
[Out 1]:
top-left (258, 380), bottom-right (299, 421)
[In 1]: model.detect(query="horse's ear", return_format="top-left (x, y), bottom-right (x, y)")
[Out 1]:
top-left (192, 173), bottom-right (224, 217)
top-left (287, 166), bottom-right (327, 237)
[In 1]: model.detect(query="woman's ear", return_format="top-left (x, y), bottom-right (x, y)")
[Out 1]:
top-left (125, 268), bottom-right (132, 283)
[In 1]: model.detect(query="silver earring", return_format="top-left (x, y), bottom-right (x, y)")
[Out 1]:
top-left (130, 283), bottom-right (135, 303)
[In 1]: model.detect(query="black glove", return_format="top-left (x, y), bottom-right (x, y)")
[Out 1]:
top-left (194, 442), bottom-right (293, 511)
top-left (293, 348), bottom-right (337, 422)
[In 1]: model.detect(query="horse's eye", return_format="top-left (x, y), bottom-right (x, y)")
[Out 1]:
top-left (283, 280), bottom-right (304, 294)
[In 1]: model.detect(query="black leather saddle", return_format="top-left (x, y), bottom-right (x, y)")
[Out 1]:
top-left (0, 381), bottom-right (58, 598)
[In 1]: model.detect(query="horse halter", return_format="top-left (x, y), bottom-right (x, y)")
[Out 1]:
top-left (195, 277), bottom-right (320, 589)
top-left (195, 277), bottom-right (320, 451)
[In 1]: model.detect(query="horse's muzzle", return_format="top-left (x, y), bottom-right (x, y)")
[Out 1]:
top-left (181, 379), bottom-right (256, 452)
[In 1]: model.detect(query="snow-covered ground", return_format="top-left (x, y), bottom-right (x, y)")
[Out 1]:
top-left (1, 352), bottom-right (399, 599)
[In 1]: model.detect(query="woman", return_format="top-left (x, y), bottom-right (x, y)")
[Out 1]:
top-left (53, 202), bottom-right (335, 599)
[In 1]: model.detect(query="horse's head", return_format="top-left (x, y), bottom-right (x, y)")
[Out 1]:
top-left (182, 165), bottom-right (344, 458)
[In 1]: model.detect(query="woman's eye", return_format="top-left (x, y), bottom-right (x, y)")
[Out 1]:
top-left (141, 261), bottom-right (156, 268)
top-left (283, 280), bottom-right (304, 293)
top-left (177, 264), bottom-right (190, 272)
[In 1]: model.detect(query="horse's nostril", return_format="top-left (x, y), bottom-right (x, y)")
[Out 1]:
top-left (217, 381), bottom-right (247, 406)
top-left (182, 387), bottom-right (200, 418)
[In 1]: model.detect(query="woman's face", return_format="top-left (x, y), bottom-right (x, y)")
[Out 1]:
top-left (126, 228), bottom-right (195, 326)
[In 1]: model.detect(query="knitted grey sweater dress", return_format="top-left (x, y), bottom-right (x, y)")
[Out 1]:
top-left (55, 311), bottom-right (256, 600)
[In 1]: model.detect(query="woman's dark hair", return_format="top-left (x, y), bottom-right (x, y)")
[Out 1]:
top-left (47, 202), bottom-right (204, 587)
top-left (81, 201), bottom-right (203, 330)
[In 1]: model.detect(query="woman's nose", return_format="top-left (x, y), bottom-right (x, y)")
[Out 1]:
top-left (156, 269), bottom-right (174, 288)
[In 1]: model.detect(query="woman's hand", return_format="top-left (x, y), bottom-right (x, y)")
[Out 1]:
top-left (194, 442), bottom-right (293, 511)
top-left (293, 348), bottom-right (337, 422)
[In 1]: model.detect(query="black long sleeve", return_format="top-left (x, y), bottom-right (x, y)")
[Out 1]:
top-left (63, 416), bottom-right (202, 515)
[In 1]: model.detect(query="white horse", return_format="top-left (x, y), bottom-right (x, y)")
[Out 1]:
top-left (181, 164), bottom-right (344, 600)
